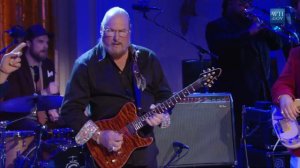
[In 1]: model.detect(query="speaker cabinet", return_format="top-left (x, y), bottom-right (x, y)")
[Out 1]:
top-left (154, 93), bottom-right (237, 167)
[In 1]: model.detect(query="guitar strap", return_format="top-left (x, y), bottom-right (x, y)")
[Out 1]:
top-left (131, 46), bottom-right (146, 113)
top-left (133, 75), bottom-right (142, 113)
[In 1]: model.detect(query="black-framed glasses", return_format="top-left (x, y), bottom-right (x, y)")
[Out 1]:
top-left (103, 28), bottom-right (130, 37)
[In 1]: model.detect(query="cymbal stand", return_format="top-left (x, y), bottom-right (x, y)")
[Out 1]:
top-left (29, 100), bottom-right (47, 168)
top-left (30, 124), bottom-right (47, 168)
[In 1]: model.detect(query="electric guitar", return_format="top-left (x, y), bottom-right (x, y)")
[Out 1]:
top-left (87, 67), bottom-right (222, 168)
top-left (272, 99), bottom-right (300, 149)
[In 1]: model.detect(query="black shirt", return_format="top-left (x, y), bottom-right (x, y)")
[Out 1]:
top-left (60, 43), bottom-right (172, 167)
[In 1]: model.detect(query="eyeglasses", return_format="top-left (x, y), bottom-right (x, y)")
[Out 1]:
top-left (103, 28), bottom-right (130, 37)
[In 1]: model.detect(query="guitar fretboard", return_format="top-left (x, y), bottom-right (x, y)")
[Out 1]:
top-left (127, 68), bottom-right (221, 133)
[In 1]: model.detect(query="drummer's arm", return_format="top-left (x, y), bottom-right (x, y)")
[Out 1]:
top-left (41, 81), bottom-right (60, 122)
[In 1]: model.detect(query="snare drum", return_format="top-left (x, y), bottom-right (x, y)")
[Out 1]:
top-left (4, 130), bottom-right (35, 168)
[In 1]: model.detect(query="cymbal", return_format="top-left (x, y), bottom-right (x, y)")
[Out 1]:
top-left (0, 95), bottom-right (63, 113)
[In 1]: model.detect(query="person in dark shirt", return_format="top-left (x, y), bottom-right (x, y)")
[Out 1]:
top-left (60, 7), bottom-right (172, 167)
top-left (3, 24), bottom-right (59, 130)
top-left (205, 0), bottom-right (282, 150)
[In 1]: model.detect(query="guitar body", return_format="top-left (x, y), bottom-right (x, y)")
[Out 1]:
top-left (272, 99), bottom-right (300, 149)
top-left (87, 102), bottom-right (153, 168)
top-left (86, 67), bottom-right (222, 168)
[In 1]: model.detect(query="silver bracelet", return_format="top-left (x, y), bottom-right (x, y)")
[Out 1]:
top-left (75, 120), bottom-right (99, 145)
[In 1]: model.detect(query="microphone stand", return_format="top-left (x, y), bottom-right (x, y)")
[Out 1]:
top-left (163, 147), bottom-right (183, 168)
top-left (241, 105), bottom-right (250, 168)
top-left (141, 12), bottom-right (219, 60)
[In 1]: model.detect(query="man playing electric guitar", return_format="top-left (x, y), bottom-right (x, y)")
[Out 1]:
top-left (60, 7), bottom-right (173, 168)
top-left (272, 46), bottom-right (300, 168)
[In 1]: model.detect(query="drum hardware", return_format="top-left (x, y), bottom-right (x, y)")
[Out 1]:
top-left (0, 121), bottom-right (9, 168)
top-left (0, 115), bottom-right (33, 168)
top-left (30, 124), bottom-right (48, 167)
top-left (0, 94), bottom-right (63, 167)
top-left (43, 128), bottom-right (76, 147)
top-left (0, 94), bottom-right (63, 113)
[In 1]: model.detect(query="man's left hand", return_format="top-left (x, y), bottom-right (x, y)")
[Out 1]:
top-left (146, 104), bottom-right (171, 127)
top-left (146, 113), bottom-right (164, 126)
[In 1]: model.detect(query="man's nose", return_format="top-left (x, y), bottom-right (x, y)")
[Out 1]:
top-left (113, 32), bottom-right (120, 40)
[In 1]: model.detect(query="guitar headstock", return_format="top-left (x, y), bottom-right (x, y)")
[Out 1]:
top-left (199, 67), bottom-right (222, 88)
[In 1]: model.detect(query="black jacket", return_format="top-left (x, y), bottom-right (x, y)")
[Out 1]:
top-left (206, 16), bottom-right (282, 106)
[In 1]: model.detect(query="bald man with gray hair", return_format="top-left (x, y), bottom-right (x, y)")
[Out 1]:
top-left (61, 6), bottom-right (172, 167)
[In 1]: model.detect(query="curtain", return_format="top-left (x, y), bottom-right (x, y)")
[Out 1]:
top-left (0, 0), bottom-right (53, 58)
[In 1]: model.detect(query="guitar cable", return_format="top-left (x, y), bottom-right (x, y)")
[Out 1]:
top-left (272, 139), bottom-right (281, 152)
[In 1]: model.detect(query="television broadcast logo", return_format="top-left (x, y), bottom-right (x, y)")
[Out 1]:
top-left (270, 8), bottom-right (285, 26)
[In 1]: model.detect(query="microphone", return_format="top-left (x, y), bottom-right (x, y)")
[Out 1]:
top-left (132, 4), bottom-right (162, 12)
top-left (172, 141), bottom-right (190, 149)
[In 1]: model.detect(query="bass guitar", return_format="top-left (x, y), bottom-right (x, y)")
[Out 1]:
top-left (87, 67), bottom-right (222, 168)
top-left (272, 99), bottom-right (300, 149)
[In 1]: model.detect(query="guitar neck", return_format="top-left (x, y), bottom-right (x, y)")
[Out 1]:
top-left (129, 77), bottom-right (208, 132)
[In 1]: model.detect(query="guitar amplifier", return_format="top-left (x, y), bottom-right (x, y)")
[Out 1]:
top-left (154, 92), bottom-right (237, 167)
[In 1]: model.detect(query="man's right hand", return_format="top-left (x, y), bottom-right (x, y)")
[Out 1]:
top-left (93, 130), bottom-right (123, 152)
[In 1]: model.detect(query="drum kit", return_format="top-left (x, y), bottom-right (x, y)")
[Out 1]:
top-left (0, 95), bottom-right (85, 168)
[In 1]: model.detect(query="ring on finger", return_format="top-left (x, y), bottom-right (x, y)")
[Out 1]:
top-left (112, 146), bottom-right (116, 151)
